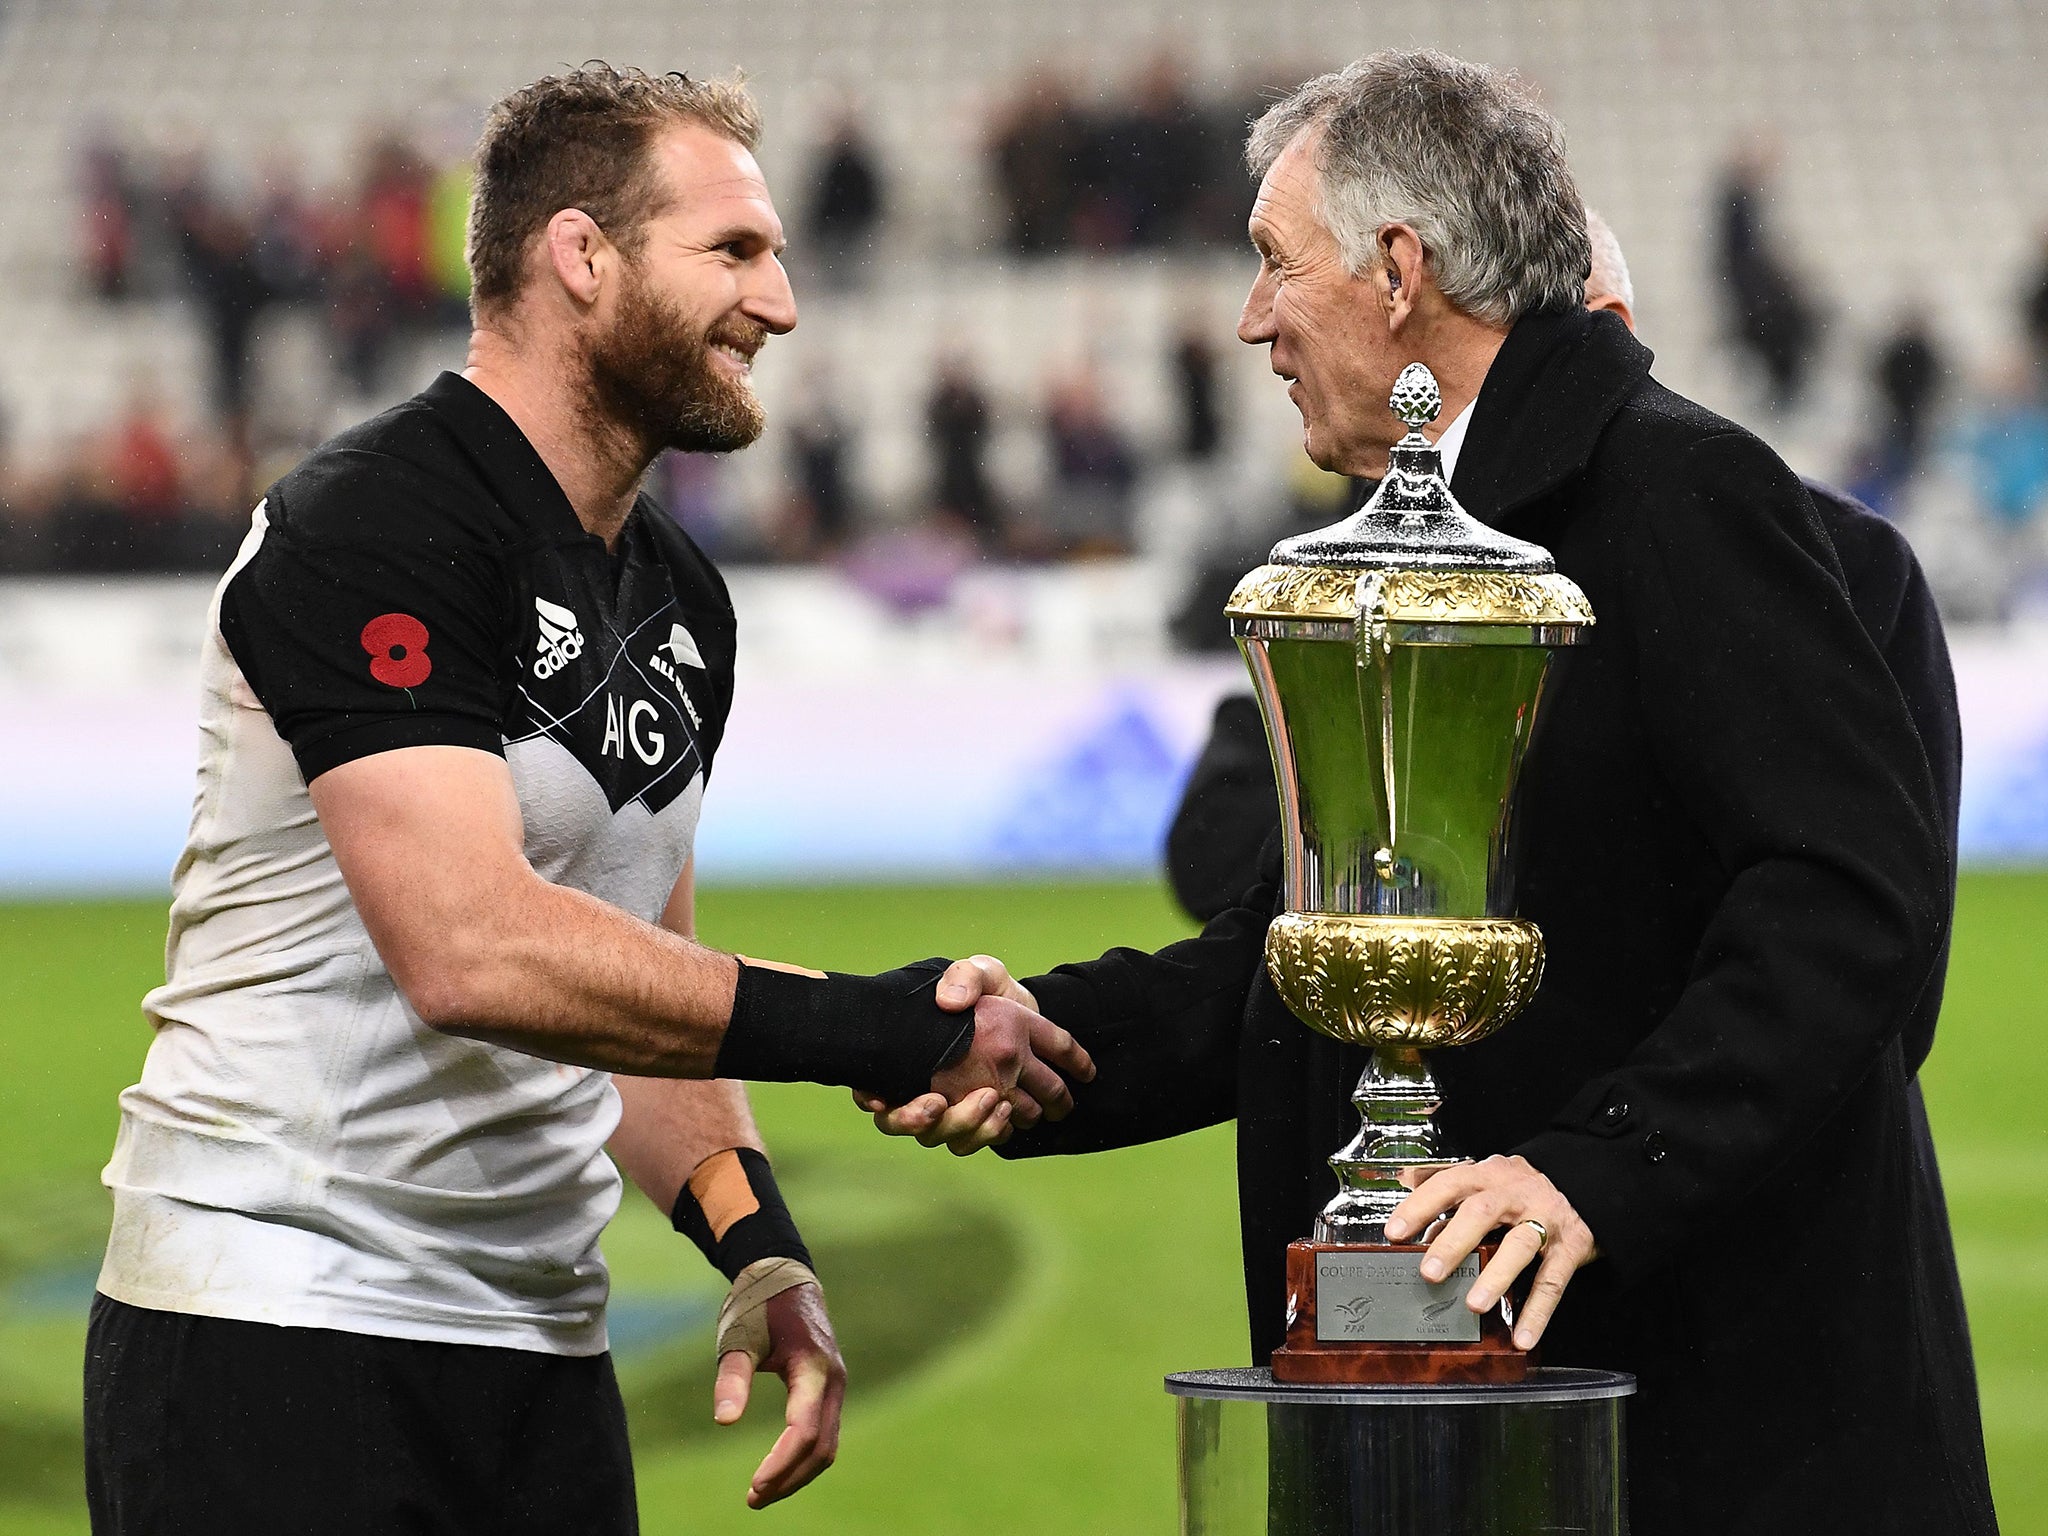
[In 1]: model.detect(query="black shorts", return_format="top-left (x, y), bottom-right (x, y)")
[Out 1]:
top-left (84, 1293), bottom-right (637, 1536)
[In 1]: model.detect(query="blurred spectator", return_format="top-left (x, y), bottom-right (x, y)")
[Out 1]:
top-left (1957, 356), bottom-right (2048, 542)
top-left (1173, 325), bottom-right (1225, 461)
top-left (0, 402), bottom-right (266, 577)
top-left (785, 364), bottom-right (858, 553)
top-left (2024, 228), bottom-right (2048, 385)
top-left (991, 70), bottom-right (1088, 256)
top-left (163, 150), bottom-right (270, 424)
top-left (1032, 363), bottom-right (1139, 556)
top-left (1716, 139), bottom-right (1822, 412)
top-left (417, 96), bottom-right (483, 323)
top-left (324, 135), bottom-right (444, 396)
top-left (0, 403), bottom-right (35, 571)
top-left (80, 138), bottom-right (140, 300)
top-left (179, 430), bottom-right (258, 570)
top-left (1877, 317), bottom-right (1942, 455)
top-left (427, 151), bottom-right (475, 322)
top-left (648, 449), bottom-right (733, 558)
top-left (108, 388), bottom-right (181, 517)
top-left (987, 60), bottom-right (1285, 256)
top-left (250, 154), bottom-right (321, 304)
top-left (323, 135), bottom-right (435, 396)
top-left (327, 245), bottom-right (397, 400)
top-left (1075, 53), bottom-right (1204, 248)
top-left (1118, 53), bottom-right (1205, 247)
top-left (804, 109), bottom-right (886, 289)
top-left (1189, 70), bottom-right (1282, 244)
top-left (0, 489), bottom-right (51, 573)
top-left (78, 128), bottom-right (481, 415)
top-left (47, 432), bottom-right (129, 573)
top-left (1848, 314), bottom-right (1944, 516)
top-left (926, 353), bottom-right (1000, 544)
top-left (360, 136), bottom-right (436, 319)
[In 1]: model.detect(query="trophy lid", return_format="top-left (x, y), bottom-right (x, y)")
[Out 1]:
top-left (1271, 363), bottom-right (1553, 573)
top-left (1227, 364), bottom-right (1594, 629)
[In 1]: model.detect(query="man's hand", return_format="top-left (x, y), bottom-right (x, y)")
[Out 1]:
top-left (852, 955), bottom-right (1090, 1155)
top-left (713, 1276), bottom-right (846, 1509)
top-left (1382, 1154), bottom-right (1599, 1351)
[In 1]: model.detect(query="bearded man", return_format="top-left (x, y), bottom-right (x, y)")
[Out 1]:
top-left (84, 66), bottom-right (1089, 1536)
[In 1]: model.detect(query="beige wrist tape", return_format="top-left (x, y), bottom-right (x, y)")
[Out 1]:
top-left (715, 1256), bottom-right (820, 1365)
top-left (686, 1148), bottom-right (762, 1241)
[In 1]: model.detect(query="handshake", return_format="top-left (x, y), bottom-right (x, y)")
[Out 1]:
top-left (855, 955), bottom-right (1081, 1154)
top-left (718, 950), bottom-right (1090, 1154)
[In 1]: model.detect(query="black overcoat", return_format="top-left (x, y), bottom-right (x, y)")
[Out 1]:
top-left (1002, 307), bottom-right (1998, 1534)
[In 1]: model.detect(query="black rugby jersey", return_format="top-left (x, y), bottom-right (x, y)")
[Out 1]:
top-left (99, 374), bottom-right (736, 1355)
top-left (220, 371), bottom-right (737, 800)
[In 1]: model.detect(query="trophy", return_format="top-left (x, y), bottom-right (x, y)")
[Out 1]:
top-left (1226, 363), bottom-right (1594, 1384)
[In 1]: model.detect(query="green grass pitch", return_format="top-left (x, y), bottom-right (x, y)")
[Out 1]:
top-left (0, 874), bottom-right (2042, 1533)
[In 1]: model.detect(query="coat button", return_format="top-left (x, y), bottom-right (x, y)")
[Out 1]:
top-left (1642, 1130), bottom-right (1667, 1163)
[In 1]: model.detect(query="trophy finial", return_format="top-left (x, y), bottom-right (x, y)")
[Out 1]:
top-left (1266, 355), bottom-right (1555, 571)
top-left (1390, 363), bottom-right (1441, 430)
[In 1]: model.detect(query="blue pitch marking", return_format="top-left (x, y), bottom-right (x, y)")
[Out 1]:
top-left (604, 1292), bottom-right (719, 1363)
top-left (8, 1260), bottom-right (102, 1317)
top-left (4, 1259), bottom-right (716, 1366)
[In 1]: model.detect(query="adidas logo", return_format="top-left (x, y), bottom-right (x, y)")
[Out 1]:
top-left (533, 596), bottom-right (585, 680)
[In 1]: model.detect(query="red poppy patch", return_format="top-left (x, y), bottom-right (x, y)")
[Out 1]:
top-left (361, 612), bottom-right (432, 688)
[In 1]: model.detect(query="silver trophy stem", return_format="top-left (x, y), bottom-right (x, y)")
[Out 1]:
top-left (1314, 1046), bottom-right (1455, 1244)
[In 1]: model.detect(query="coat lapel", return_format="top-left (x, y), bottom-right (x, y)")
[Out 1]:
top-left (1450, 307), bottom-right (1655, 523)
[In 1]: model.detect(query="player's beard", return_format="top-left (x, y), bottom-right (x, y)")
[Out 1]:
top-left (583, 260), bottom-right (767, 457)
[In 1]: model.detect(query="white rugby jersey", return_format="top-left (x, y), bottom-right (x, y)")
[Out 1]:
top-left (98, 374), bottom-right (737, 1356)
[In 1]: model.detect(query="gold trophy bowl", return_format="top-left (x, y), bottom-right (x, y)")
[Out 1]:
top-left (1229, 363), bottom-right (1593, 1383)
top-left (1263, 913), bottom-right (1545, 1051)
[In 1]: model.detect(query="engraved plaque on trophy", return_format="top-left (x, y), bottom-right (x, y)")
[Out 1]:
top-left (1226, 363), bottom-right (1595, 1385)
top-left (1314, 1251), bottom-right (1482, 1343)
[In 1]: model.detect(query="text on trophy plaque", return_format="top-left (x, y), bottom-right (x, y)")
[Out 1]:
top-left (1314, 1252), bottom-right (1483, 1344)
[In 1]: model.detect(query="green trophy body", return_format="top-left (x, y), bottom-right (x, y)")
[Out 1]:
top-left (1227, 365), bottom-right (1594, 1383)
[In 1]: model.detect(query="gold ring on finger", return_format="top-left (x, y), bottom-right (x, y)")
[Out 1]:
top-left (1518, 1218), bottom-right (1549, 1250)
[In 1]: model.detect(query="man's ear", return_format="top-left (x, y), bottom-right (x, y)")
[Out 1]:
top-left (1586, 292), bottom-right (1637, 334)
top-left (543, 209), bottom-right (610, 308)
top-left (1379, 223), bottom-right (1427, 332)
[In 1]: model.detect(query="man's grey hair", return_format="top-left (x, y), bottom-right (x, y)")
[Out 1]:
top-left (1584, 207), bottom-right (1633, 312)
top-left (1246, 50), bottom-right (1591, 327)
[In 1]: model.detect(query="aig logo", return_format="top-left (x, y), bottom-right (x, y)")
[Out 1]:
top-left (534, 596), bottom-right (585, 680)
top-left (602, 694), bottom-right (666, 765)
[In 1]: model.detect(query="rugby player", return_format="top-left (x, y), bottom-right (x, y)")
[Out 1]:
top-left (84, 66), bottom-right (1089, 1536)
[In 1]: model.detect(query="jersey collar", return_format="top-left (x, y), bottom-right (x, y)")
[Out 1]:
top-left (421, 371), bottom-right (600, 547)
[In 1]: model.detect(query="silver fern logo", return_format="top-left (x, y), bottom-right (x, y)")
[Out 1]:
top-left (659, 622), bottom-right (703, 669)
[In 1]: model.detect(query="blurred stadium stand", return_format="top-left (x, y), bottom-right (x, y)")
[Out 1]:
top-left (7, 0), bottom-right (2048, 888)
top-left (1, 0), bottom-right (2047, 588)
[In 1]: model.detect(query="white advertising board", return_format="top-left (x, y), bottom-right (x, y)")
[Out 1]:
top-left (1, 579), bottom-right (2045, 893)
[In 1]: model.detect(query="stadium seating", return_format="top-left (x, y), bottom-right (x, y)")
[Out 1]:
top-left (2, 0), bottom-right (2046, 540)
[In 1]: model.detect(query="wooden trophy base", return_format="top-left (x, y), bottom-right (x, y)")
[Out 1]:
top-left (1270, 1238), bottom-right (1532, 1385)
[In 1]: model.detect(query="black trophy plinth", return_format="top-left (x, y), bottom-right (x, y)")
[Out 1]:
top-left (1167, 1366), bottom-right (1633, 1535)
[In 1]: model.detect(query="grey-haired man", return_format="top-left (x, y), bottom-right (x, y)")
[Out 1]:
top-left (870, 50), bottom-right (1996, 1535)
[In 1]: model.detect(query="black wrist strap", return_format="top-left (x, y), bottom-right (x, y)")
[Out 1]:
top-left (671, 1147), bottom-right (814, 1281)
top-left (713, 958), bottom-right (976, 1104)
